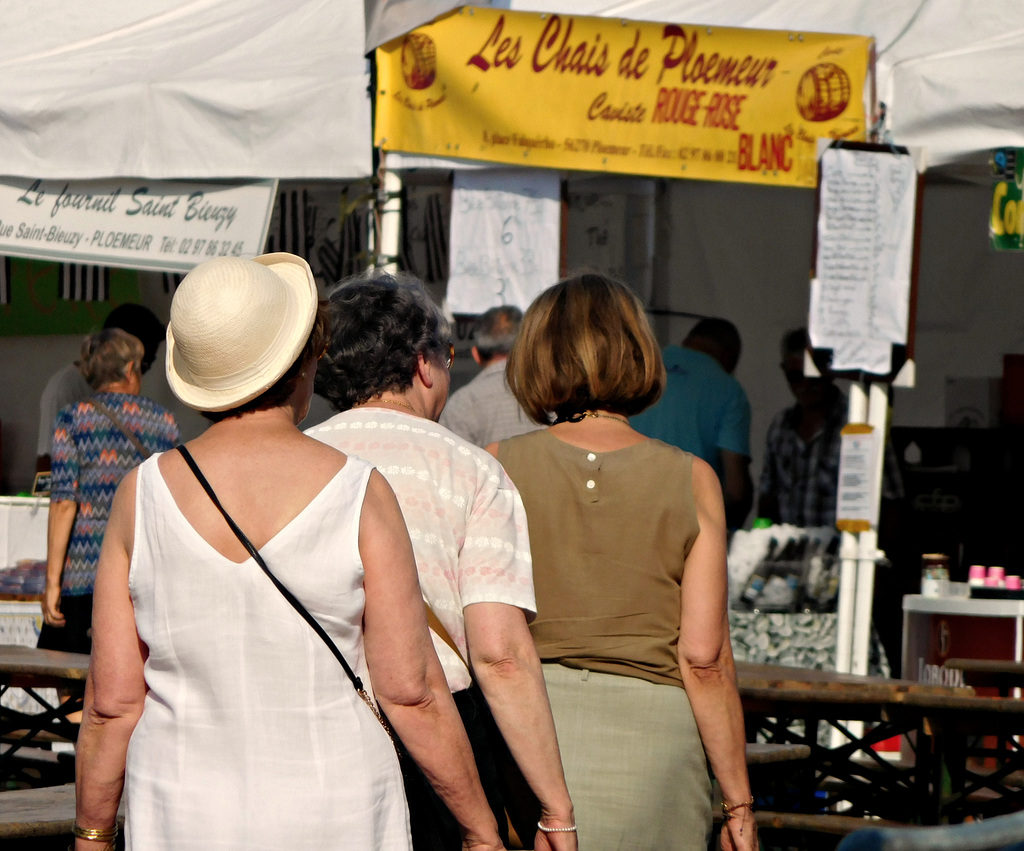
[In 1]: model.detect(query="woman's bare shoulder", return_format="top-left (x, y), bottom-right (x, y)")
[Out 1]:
top-left (689, 453), bottom-right (718, 484)
top-left (300, 431), bottom-right (350, 466)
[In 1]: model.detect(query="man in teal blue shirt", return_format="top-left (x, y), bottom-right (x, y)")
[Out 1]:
top-left (632, 318), bottom-right (753, 528)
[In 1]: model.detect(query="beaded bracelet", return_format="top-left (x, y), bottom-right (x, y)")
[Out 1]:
top-left (72, 824), bottom-right (118, 842)
top-left (537, 821), bottom-right (579, 833)
top-left (721, 796), bottom-right (755, 820)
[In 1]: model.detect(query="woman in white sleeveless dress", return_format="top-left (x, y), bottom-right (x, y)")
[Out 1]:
top-left (72, 254), bottom-right (505, 851)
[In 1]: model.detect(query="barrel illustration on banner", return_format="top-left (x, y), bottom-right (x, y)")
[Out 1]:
top-left (796, 63), bottom-right (851, 122)
top-left (402, 34), bottom-right (437, 90)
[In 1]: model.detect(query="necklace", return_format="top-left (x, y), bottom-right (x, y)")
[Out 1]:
top-left (586, 411), bottom-right (628, 425)
top-left (561, 410), bottom-right (628, 425)
top-left (359, 397), bottom-right (416, 413)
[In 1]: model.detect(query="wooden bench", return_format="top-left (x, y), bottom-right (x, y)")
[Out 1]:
top-left (755, 811), bottom-right (903, 835)
top-left (0, 783), bottom-right (125, 839)
top-left (713, 808), bottom-right (905, 851)
top-left (2, 728), bottom-right (76, 746)
top-left (0, 646), bottom-right (88, 787)
top-left (0, 744), bottom-right (73, 788)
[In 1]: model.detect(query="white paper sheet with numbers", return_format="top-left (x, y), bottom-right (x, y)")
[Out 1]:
top-left (447, 170), bottom-right (561, 315)
top-left (809, 147), bottom-right (917, 374)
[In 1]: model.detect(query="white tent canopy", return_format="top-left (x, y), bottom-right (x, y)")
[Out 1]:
top-left (5, 1), bottom-right (1019, 181)
top-left (366, 0), bottom-right (1024, 173)
top-left (0, 0), bottom-right (372, 180)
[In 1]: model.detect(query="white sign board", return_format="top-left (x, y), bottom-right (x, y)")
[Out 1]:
top-left (809, 147), bottom-right (918, 374)
top-left (836, 425), bottom-right (881, 530)
top-left (447, 170), bottom-right (560, 314)
top-left (0, 177), bottom-right (277, 273)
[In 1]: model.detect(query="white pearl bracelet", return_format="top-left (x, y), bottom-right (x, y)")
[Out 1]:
top-left (537, 822), bottom-right (578, 833)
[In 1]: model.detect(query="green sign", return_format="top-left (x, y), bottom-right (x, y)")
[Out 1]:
top-left (0, 258), bottom-right (140, 336)
top-left (991, 148), bottom-right (1024, 251)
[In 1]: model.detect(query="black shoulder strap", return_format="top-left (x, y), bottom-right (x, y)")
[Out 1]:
top-left (174, 444), bottom-right (365, 691)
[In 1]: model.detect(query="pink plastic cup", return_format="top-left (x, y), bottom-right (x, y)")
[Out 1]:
top-left (1006, 575), bottom-right (1022, 591)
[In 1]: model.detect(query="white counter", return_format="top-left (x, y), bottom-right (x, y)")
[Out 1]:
top-left (902, 593), bottom-right (1024, 685)
top-left (0, 600), bottom-right (43, 645)
top-left (0, 497), bottom-right (54, 714)
top-left (0, 600), bottom-right (52, 714)
top-left (903, 594), bottom-right (1024, 618)
top-left (0, 495), bottom-right (49, 566)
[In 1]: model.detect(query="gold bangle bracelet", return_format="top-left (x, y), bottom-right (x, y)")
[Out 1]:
top-left (72, 823), bottom-right (118, 841)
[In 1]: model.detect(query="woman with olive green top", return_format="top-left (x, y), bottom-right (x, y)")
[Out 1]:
top-left (489, 273), bottom-right (756, 851)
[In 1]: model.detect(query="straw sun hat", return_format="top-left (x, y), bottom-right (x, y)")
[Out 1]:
top-left (166, 253), bottom-right (318, 412)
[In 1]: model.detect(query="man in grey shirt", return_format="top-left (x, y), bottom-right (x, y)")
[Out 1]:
top-left (440, 306), bottom-right (542, 447)
top-left (36, 304), bottom-right (166, 471)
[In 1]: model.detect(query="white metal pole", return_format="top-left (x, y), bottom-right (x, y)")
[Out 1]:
top-left (835, 383), bottom-right (868, 675)
top-left (376, 162), bottom-right (402, 273)
top-left (850, 382), bottom-right (890, 675)
top-left (851, 528), bottom-right (878, 676)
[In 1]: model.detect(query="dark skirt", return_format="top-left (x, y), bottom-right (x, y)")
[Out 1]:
top-left (402, 685), bottom-right (536, 851)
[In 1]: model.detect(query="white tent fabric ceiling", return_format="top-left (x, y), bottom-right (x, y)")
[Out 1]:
top-left (0, 0), bottom-right (372, 180)
top-left (1, 1), bottom-right (1021, 179)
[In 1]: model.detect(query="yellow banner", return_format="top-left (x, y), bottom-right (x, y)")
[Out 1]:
top-left (375, 7), bottom-right (873, 188)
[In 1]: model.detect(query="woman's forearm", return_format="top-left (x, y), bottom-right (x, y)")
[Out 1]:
top-left (358, 475), bottom-right (504, 848)
top-left (475, 656), bottom-right (577, 851)
top-left (679, 661), bottom-right (751, 806)
top-left (379, 681), bottom-right (503, 848)
top-left (679, 460), bottom-right (756, 848)
top-left (679, 660), bottom-right (758, 850)
top-left (465, 604), bottom-right (574, 826)
top-left (46, 499), bottom-right (77, 584)
top-left (44, 500), bottom-right (78, 623)
top-left (474, 654), bottom-right (574, 822)
top-left (74, 680), bottom-right (142, 841)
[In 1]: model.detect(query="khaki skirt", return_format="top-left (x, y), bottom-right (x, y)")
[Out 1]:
top-left (542, 664), bottom-right (712, 851)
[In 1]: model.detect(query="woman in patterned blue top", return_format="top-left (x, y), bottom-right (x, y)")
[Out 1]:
top-left (39, 328), bottom-right (179, 654)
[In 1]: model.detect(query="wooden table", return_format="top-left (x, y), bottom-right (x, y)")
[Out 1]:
top-left (0, 645), bottom-right (89, 785)
top-left (745, 742), bottom-right (811, 765)
top-left (891, 689), bottom-right (1024, 821)
top-left (943, 657), bottom-right (1024, 696)
top-left (737, 661), bottom-right (964, 699)
top-left (736, 662), bottom-right (983, 824)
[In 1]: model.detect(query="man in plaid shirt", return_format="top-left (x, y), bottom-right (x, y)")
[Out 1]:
top-left (757, 328), bottom-right (903, 528)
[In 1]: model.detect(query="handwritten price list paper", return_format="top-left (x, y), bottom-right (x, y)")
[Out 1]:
top-left (809, 147), bottom-right (917, 373)
top-left (447, 169), bottom-right (560, 315)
